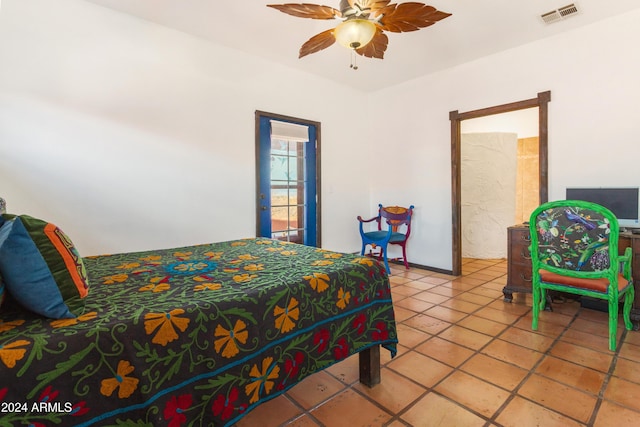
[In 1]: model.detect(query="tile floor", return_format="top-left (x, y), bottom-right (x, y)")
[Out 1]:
top-left (236, 258), bottom-right (640, 427)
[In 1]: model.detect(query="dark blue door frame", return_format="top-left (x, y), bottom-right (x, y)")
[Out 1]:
top-left (255, 111), bottom-right (321, 247)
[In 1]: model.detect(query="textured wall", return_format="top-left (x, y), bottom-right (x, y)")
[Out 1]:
top-left (461, 133), bottom-right (517, 259)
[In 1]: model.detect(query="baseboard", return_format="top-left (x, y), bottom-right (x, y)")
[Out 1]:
top-left (352, 252), bottom-right (454, 276)
top-left (388, 259), bottom-right (454, 276)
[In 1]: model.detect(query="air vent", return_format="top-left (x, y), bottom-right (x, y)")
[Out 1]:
top-left (541, 3), bottom-right (579, 24)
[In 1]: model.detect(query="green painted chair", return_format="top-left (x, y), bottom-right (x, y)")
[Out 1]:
top-left (529, 200), bottom-right (634, 351)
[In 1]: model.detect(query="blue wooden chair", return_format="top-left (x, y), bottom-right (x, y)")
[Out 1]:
top-left (529, 200), bottom-right (634, 351)
top-left (358, 204), bottom-right (414, 273)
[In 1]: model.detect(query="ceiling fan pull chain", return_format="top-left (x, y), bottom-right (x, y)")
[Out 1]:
top-left (350, 50), bottom-right (359, 70)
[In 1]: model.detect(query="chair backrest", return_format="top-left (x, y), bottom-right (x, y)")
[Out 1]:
top-left (529, 199), bottom-right (621, 279)
top-left (378, 204), bottom-right (414, 236)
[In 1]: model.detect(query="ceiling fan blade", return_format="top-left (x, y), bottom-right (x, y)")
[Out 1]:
top-left (377, 2), bottom-right (451, 32)
top-left (355, 30), bottom-right (388, 59)
top-left (267, 3), bottom-right (341, 20)
top-left (299, 29), bottom-right (337, 58)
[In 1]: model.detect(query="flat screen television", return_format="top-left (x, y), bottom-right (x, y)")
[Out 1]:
top-left (565, 187), bottom-right (639, 228)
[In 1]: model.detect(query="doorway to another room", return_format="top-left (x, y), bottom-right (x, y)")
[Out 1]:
top-left (461, 111), bottom-right (539, 260)
top-left (255, 111), bottom-right (321, 247)
top-left (450, 91), bottom-right (551, 276)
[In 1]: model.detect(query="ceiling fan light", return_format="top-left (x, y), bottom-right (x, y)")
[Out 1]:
top-left (334, 19), bottom-right (376, 50)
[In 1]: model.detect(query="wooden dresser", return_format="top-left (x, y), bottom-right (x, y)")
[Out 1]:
top-left (504, 224), bottom-right (533, 302)
top-left (504, 223), bottom-right (640, 320)
top-left (620, 232), bottom-right (640, 320)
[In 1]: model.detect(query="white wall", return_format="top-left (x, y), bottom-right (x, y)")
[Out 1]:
top-left (3, 2), bottom-right (640, 271)
top-left (368, 8), bottom-right (640, 270)
top-left (462, 108), bottom-right (539, 138)
top-left (0, 0), bottom-right (371, 255)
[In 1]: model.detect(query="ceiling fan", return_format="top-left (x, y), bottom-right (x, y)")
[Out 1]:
top-left (267, 1), bottom-right (451, 61)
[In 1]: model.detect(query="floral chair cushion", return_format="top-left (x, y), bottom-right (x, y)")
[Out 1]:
top-left (533, 205), bottom-right (611, 272)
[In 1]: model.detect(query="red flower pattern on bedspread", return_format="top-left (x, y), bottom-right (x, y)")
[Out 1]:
top-left (164, 394), bottom-right (193, 427)
top-left (0, 238), bottom-right (397, 426)
top-left (212, 387), bottom-right (240, 421)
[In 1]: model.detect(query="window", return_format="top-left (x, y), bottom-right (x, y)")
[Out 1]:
top-left (270, 138), bottom-right (306, 243)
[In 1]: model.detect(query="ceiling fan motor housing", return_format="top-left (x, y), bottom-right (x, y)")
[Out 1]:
top-left (339, 0), bottom-right (353, 14)
top-left (340, 0), bottom-right (368, 18)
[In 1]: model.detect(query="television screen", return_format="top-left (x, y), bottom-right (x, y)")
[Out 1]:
top-left (565, 187), bottom-right (639, 221)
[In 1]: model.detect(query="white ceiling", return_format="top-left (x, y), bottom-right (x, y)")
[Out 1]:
top-left (83, 0), bottom-right (640, 92)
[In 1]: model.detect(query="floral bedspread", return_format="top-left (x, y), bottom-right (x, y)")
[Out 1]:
top-left (0, 238), bottom-right (397, 426)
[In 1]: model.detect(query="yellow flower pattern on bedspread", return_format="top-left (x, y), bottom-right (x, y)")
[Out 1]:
top-left (100, 360), bottom-right (140, 398)
top-left (304, 272), bottom-right (330, 293)
top-left (0, 238), bottom-right (397, 427)
top-left (245, 356), bottom-right (280, 403)
top-left (274, 297), bottom-right (300, 333)
top-left (0, 339), bottom-right (30, 368)
top-left (214, 319), bottom-right (249, 358)
top-left (144, 309), bottom-right (190, 346)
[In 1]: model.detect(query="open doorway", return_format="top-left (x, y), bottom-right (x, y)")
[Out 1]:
top-left (461, 110), bottom-right (539, 259)
top-left (449, 91), bottom-right (551, 276)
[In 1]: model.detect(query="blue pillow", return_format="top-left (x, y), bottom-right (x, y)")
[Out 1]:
top-left (0, 215), bottom-right (89, 318)
top-left (0, 273), bottom-right (5, 310)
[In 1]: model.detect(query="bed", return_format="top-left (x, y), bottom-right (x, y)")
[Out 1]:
top-left (0, 220), bottom-right (397, 426)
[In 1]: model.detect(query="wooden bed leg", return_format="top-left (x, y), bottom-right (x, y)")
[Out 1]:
top-left (359, 345), bottom-right (381, 387)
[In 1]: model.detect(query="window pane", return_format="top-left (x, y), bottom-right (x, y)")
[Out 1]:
top-left (271, 188), bottom-right (287, 207)
top-left (289, 206), bottom-right (301, 229)
top-left (271, 155), bottom-right (289, 181)
top-left (289, 141), bottom-right (300, 156)
top-left (288, 157), bottom-right (298, 181)
top-left (272, 231), bottom-right (288, 241)
top-left (271, 206), bottom-right (288, 232)
top-left (290, 229), bottom-right (303, 244)
top-left (271, 139), bottom-right (288, 156)
top-left (288, 188), bottom-right (298, 206)
top-left (268, 138), bottom-right (308, 245)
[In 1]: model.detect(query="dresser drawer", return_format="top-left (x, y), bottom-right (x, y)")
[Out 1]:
top-left (508, 262), bottom-right (533, 287)
top-left (509, 227), bottom-right (531, 246)
top-left (509, 242), bottom-right (532, 264)
top-left (507, 226), bottom-right (532, 267)
top-left (504, 224), bottom-right (533, 301)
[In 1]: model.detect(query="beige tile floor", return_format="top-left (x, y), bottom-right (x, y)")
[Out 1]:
top-left (236, 259), bottom-right (640, 427)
